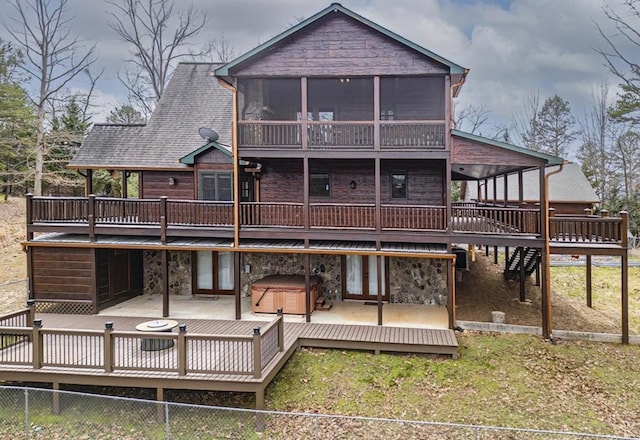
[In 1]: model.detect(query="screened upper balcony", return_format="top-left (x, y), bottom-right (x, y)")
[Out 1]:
top-left (237, 76), bottom-right (446, 150)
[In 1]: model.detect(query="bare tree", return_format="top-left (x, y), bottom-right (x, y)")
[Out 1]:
top-left (577, 81), bottom-right (619, 207)
top-left (108, 0), bottom-right (207, 116)
top-left (595, 0), bottom-right (640, 124)
top-left (513, 91), bottom-right (542, 151)
top-left (206, 33), bottom-right (236, 64)
top-left (5, 0), bottom-right (96, 195)
top-left (455, 103), bottom-right (490, 135)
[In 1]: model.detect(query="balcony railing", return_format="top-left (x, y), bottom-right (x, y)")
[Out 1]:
top-left (26, 196), bottom-right (627, 246)
top-left (238, 121), bottom-right (445, 149)
top-left (451, 204), bottom-right (540, 235)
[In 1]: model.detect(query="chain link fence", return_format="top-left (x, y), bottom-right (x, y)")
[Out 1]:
top-left (0, 386), bottom-right (637, 440)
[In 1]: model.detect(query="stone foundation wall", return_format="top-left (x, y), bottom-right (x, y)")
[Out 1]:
top-left (139, 250), bottom-right (447, 306)
top-left (240, 253), bottom-right (341, 300)
top-left (388, 257), bottom-right (448, 306)
top-left (143, 250), bottom-right (192, 295)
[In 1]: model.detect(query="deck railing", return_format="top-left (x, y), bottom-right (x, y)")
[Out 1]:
top-left (27, 195), bottom-right (627, 245)
top-left (549, 209), bottom-right (628, 246)
top-left (237, 121), bottom-right (445, 149)
top-left (0, 314), bottom-right (284, 379)
top-left (241, 202), bottom-right (304, 228)
top-left (451, 204), bottom-right (541, 234)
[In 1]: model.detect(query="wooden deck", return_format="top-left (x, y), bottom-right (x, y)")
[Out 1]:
top-left (0, 313), bottom-right (458, 408)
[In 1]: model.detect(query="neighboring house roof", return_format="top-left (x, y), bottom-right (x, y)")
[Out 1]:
top-left (465, 163), bottom-right (600, 203)
top-left (215, 3), bottom-right (468, 94)
top-left (69, 63), bottom-right (232, 170)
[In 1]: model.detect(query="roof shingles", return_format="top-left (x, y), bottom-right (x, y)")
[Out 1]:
top-left (70, 63), bottom-right (232, 169)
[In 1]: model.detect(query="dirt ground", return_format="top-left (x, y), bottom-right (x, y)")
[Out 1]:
top-left (0, 196), bottom-right (626, 333)
top-left (456, 249), bottom-right (622, 333)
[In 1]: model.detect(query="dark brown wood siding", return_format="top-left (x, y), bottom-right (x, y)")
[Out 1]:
top-left (141, 171), bottom-right (195, 199)
top-left (260, 159), bottom-right (304, 203)
top-left (381, 160), bottom-right (445, 205)
top-left (258, 159), bottom-right (444, 205)
top-left (452, 136), bottom-right (546, 167)
top-left (232, 14), bottom-right (449, 77)
top-left (195, 148), bottom-right (233, 165)
top-left (31, 248), bottom-right (95, 301)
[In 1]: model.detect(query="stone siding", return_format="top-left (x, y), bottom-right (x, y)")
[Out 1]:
top-left (389, 257), bottom-right (448, 306)
top-left (240, 253), bottom-right (341, 300)
top-left (143, 250), bottom-right (192, 295)
top-left (140, 250), bottom-right (447, 306)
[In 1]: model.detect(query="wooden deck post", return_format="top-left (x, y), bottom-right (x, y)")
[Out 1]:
top-left (586, 255), bottom-right (592, 308)
top-left (277, 309), bottom-right (284, 352)
top-left (519, 247), bottom-right (526, 302)
top-left (253, 327), bottom-right (262, 379)
top-left (88, 194), bottom-right (96, 242)
top-left (52, 382), bottom-right (60, 415)
top-left (377, 255), bottom-right (383, 326)
top-left (304, 253), bottom-right (311, 323)
top-left (160, 196), bottom-right (168, 245)
top-left (178, 324), bottom-right (187, 375)
top-left (234, 252), bottom-right (241, 320)
top-left (622, 252), bottom-right (629, 344)
top-left (32, 319), bottom-right (42, 369)
top-left (27, 300), bottom-right (36, 328)
top-left (104, 322), bottom-right (113, 373)
top-left (448, 258), bottom-right (456, 329)
top-left (162, 250), bottom-right (169, 317)
top-left (25, 193), bottom-right (34, 240)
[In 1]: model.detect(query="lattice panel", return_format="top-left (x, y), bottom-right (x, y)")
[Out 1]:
top-left (35, 302), bottom-right (93, 315)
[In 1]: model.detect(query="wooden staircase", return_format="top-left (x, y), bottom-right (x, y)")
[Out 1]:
top-left (504, 247), bottom-right (540, 281)
top-left (315, 295), bottom-right (333, 311)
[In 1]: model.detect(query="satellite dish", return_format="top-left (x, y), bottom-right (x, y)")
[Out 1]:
top-left (198, 127), bottom-right (219, 142)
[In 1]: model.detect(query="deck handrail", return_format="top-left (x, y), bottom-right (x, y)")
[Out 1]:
top-left (26, 195), bottom-right (627, 244)
top-left (0, 315), bottom-right (285, 378)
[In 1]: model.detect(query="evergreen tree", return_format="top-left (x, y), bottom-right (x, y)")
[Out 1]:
top-left (536, 95), bottom-right (577, 158)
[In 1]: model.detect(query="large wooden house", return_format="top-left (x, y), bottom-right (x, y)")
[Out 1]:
top-left (23, 3), bottom-right (629, 343)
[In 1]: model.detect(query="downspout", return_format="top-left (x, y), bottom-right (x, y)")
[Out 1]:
top-left (542, 162), bottom-right (564, 341)
top-left (217, 78), bottom-right (239, 248)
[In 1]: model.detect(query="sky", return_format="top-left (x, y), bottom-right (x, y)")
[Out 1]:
top-left (0, 0), bottom-right (634, 148)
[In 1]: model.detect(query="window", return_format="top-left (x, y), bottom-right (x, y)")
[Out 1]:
top-left (310, 173), bottom-right (330, 197)
top-left (195, 251), bottom-right (235, 294)
top-left (391, 173), bottom-right (407, 199)
top-left (198, 172), bottom-right (232, 201)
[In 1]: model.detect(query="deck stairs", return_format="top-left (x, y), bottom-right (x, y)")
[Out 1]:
top-left (315, 295), bottom-right (333, 310)
top-left (504, 247), bottom-right (540, 281)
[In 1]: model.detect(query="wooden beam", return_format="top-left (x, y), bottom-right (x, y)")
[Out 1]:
top-left (586, 254), bottom-right (592, 308)
top-left (373, 76), bottom-right (380, 150)
top-left (86, 169), bottom-right (93, 196)
top-left (235, 251), bottom-right (241, 320)
top-left (519, 247), bottom-right (526, 302)
top-left (162, 250), bottom-right (169, 318)
top-left (305, 253), bottom-right (311, 323)
top-left (622, 253), bottom-right (629, 344)
top-left (540, 166), bottom-right (552, 340)
top-left (303, 158), bottom-right (309, 232)
top-left (375, 158), bottom-right (381, 235)
top-left (448, 259), bottom-right (457, 329)
top-left (377, 255), bottom-right (382, 326)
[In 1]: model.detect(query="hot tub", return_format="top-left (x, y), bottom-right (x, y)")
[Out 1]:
top-left (251, 274), bottom-right (322, 314)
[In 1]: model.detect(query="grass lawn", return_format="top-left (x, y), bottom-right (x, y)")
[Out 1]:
top-left (266, 334), bottom-right (640, 437)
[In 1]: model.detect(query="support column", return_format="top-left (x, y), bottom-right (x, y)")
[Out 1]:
top-left (586, 255), bottom-right (592, 308)
top-left (235, 251), bottom-right (241, 320)
top-left (519, 247), bottom-right (526, 302)
top-left (448, 258), bottom-right (457, 329)
top-left (305, 253), bottom-right (311, 323)
top-left (162, 250), bottom-right (169, 317)
top-left (377, 255), bottom-right (382, 326)
top-left (121, 171), bottom-right (128, 198)
top-left (86, 169), bottom-right (93, 196)
top-left (622, 253), bottom-right (629, 344)
top-left (540, 166), bottom-right (552, 340)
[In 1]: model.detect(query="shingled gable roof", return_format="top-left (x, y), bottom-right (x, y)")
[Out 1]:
top-left (215, 3), bottom-right (468, 93)
top-left (69, 63), bottom-right (232, 170)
